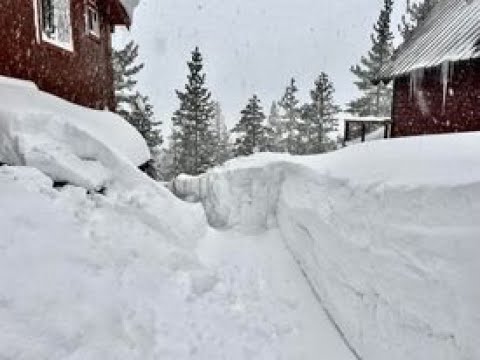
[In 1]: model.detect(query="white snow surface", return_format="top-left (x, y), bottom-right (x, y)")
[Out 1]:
top-left (174, 132), bottom-right (480, 360)
top-left (2, 84), bottom-right (480, 360)
top-left (0, 76), bottom-right (359, 359)
top-left (0, 77), bottom-right (150, 189)
top-left (0, 165), bottom-right (354, 359)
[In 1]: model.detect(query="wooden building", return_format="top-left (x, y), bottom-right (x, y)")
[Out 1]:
top-left (0, 0), bottom-right (134, 111)
top-left (379, 0), bottom-right (480, 137)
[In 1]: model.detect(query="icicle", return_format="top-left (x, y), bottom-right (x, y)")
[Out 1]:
top-left (441, 60), bottom-right (450, 114)
top-left (409, 68), bottom-right (425, 102)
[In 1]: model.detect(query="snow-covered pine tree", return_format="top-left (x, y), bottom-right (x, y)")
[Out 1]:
top-left (348, 0), bottom-right (394, 117)
top-left (278, 78), bottom-right (301, 154)
top-left (231, 95), bottom-right (272, 157)
top-left (128, 93), bottom-right (163, 149)
top-left (296, 104), bottom-right (315, 155)
top-left (267, 101), bottom-right (282, 152)
top-left (157, 128), bottom-right (182, 180)
top-left (399, 0), bottom-right (438, 42)
top-left (112, 41), bottom-right (144, 114)
top-left (212, 102), bottom-right (231, 165)
top-left (307, 73), bottom-right (340, 154)
top-left (127, 93), bottom-right (163, 179)
top-left (113, 41), bottom-right (163, 179)
top-left (172, 47), bottom-right (216, 176)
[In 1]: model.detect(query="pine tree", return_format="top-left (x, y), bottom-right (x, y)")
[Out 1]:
top-left (348, 0), bottom-right (394, 117)
top-left (113, 41), bottom-right (163, 179)
top-left (128, 93), bottom-right (163, 149)
top-left (267, 101), bottom-right (282, 152)
top-left (231, 95), bottom-right (272, 157)
top-left (296, 104), bottom-right (315, 155)
top-left (112, 41), bottom-right (144, 114)
top-left (212, 102), bottom-right (231, 165)
top-left (172, 47), bottom-right (216, 176)
top-left (307, 73), bottom-right (340, 154)
top-left (124, 93), bottom-right (163, 179)
top-left (278, 78), bottom-right (301, 154)
top-left (399, 0), bottom-right (438, 42)
top-left (158, 128), bottom-right (182, 180)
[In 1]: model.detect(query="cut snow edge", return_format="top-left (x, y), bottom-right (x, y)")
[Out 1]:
top-left (0, 77), bottom-right (150, 189)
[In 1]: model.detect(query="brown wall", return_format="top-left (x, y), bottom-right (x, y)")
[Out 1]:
top-left (392, 58), bottom-right (480, 137)
top-left (0, 0), bottom-right (115, 110)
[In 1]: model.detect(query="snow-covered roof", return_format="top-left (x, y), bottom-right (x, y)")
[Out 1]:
top-left (119, 0), bottom-right (140, 21)
top-left (380, 0), bottom-right (480, 80)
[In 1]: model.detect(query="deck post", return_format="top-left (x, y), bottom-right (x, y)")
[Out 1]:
top-left (344, 121), bottom-right (350, 145)
top-left (361, 123), bottom-right (366, 142)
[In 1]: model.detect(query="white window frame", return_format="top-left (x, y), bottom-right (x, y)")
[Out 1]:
top-left (85, 0), bottom-right (100, 38)
top-left (38, 0), bottom-right (74, 52)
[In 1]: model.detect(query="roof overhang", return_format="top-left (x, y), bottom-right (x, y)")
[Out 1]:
top-left (107, 0), bottom-right (132, 28)
top-left (376, 0), bottom-right (480, 83)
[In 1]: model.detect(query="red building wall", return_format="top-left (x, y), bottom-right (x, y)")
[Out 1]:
top-left (392, 58), bottom-right (480, 137)
top-left (0, 0), bottom-right (115, 110)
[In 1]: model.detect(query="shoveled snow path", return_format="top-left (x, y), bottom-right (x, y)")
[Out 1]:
top-left (196, 228), bottom-right (355, 360)
top-left (0, 166), bottom-right (354, 359)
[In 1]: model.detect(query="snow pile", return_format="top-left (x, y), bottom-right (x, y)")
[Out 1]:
top-left (174, 133), bottom-right (480, 360)
top-left (0, 164), bottom-right (357, 359)
top-left (0, 77), bottom-right (150, 189)
top-left (0, 165), bottom-right (212, 359)
top-left (0, 74), bottom-right (358, 359)
top-left (173, 165), bottom-right (285, 231)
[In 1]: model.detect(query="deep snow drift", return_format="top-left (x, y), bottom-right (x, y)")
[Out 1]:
top-left (0, 165), bottom-right (355, 359)
top-left (0, 78), bottom-right (354, 359)
top-left (1, 76), bottom-right (479, 359)
top-left (0, 77), bottom-right (150, 189)
top-left (174, 132), bottom-right (480, 360)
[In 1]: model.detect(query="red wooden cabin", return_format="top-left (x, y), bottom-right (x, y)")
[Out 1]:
top-left (379, 0), bottom-right (480, 137)
top-left (0, 0), bottom-right (134, 111)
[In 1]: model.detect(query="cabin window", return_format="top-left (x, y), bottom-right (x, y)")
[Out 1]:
top-left (39, 0), bottom-right (73, 51)
top-left (85, 0), bottom-right (100, 38)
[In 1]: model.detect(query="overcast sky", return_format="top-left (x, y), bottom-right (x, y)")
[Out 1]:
top-left (115, 0), bottom-right (406, 130)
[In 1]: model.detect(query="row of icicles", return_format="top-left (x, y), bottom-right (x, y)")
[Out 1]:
top-left (408, 60), bottom-right (455, 114)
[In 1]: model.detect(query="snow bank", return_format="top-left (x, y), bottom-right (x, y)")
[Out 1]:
top-left (0, 75), bottom-right (356, 358)
top-left (0, 77), bottom-right (150, 189)
top-left (173, 132), bottom-right (480, 360)
top-left (0, 165), bottom-right (211, 359)
top-left (0, 165), bottom-right (354, 359)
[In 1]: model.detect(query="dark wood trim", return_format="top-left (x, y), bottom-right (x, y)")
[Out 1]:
top-left (391, 78), bottom-right (397, 138)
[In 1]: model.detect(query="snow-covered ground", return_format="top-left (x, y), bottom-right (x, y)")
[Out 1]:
top-left (1, 79), bottom-right (479, 359)
top-left (0, 166), bottom-right (355, 359)
top-left (174, 133), bottom-right (480, 360)
top-left (0, 81), bottom-right (355, 359)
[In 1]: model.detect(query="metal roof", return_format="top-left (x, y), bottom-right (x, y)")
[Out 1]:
top-left (380, 0), bottom-right (480, 80)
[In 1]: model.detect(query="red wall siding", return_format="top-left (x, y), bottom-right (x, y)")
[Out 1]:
top-left (392, 58), bottom-right (480, 137)
top-left (0, 0), bottom-right (115, 110)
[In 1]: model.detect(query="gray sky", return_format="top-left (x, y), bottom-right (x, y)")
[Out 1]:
top-left (115, 0), bottom-right (406, 130)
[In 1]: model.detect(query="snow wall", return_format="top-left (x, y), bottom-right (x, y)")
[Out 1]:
top-left (173, 136), bottom-right (480, 360)
top-left (0, 78), bottom-right (151, 190)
